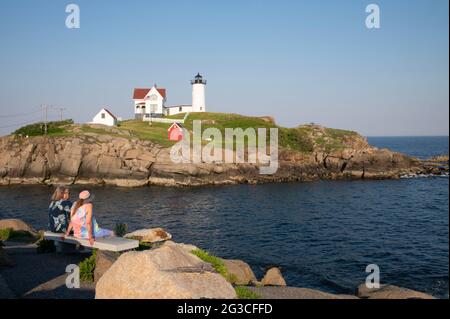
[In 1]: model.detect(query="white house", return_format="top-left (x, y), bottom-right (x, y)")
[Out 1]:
top-left (132, 73), bottom-right (207, 119)
top-left (92, 108), bottom-right (117, 126)
top-left (133, 85), bottom-right (167, 120)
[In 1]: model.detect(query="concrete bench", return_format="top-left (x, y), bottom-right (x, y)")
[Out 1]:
top-left (43, 231), bottom-right (139, 252)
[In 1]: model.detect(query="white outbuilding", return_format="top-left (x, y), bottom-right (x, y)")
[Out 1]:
top-left (92, 108), bottom-right (118, 126)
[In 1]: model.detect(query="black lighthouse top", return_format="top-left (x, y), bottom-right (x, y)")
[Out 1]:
top-left (191, 73), bottom-right (207, 85)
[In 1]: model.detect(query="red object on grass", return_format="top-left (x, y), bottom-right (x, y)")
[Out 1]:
top-left (168, 122), bottom-right (184, 141)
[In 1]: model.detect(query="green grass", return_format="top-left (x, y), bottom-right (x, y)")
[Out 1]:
top-left (13, 119), bottom-right (74, 136)
top-left (0, 228), bottom-right (11, 242)
top-left (234, 286), bottom-right (262, 299)
top-left (191, 248), bottom-right (262, 299)
top-left (10, 112), bottom-right (363, 154)
top-left (120, 120), bottom-right (175, 146)
top-left (191, 248), bottom-right (238, 284)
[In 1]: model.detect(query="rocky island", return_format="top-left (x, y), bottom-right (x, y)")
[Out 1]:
top-left (0, 113), bottom-right (447, 187)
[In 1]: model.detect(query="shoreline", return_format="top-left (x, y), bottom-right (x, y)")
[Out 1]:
top-left (0, 170), bottom-right (449, 188)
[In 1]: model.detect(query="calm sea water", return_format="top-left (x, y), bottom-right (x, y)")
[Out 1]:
top-left (0, 137), bottom-right (448, 298)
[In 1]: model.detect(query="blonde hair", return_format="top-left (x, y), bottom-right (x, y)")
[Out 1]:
top-left (51, 186), bottom-right (70, 201)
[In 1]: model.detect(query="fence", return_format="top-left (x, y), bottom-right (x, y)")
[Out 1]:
top-left (143, 112), bottom-right (189, 124)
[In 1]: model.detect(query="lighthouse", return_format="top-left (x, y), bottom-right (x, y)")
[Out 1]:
top-left (191, 73), bottom-right (206, 112)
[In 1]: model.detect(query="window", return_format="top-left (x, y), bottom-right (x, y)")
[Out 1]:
top-left (149, 94), bottom-right (158, 101)
top-left (200, 107), bottom-right (203, 110)
top-left (179, 106), bottom-right (182, 112)
top-left (101, 113), bottom-right (105, 119)
top-left (150, 104), bottom-right (158, 113)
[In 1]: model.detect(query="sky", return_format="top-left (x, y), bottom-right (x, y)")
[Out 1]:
top-left (0, 0), bottom-right (448, 136)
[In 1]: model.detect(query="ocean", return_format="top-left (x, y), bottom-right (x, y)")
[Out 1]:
top-left (0, 136), bottom-right (448, 297)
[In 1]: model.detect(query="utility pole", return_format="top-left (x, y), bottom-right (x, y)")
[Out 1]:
top-left (57, 107), bottom-right (66, 121)
top-left (42, 104), bottom-right (48, 135)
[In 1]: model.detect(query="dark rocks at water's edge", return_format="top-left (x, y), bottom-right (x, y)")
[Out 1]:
top-left (0, 133), bottom-right (447, 187)
top-left (0, 219), bottom-right (438, 299)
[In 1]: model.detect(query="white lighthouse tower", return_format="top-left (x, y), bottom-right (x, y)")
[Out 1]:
top-left (191, 73), bottom-right (206, 112)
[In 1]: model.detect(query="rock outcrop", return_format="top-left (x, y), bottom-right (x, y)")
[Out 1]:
top-left (94, 250), bottom-right (119, 284)
top-left (95, 241), bottom-right (236, 299)
top-left (0, 129), bottom-right (446, 187)
top-left (261, 267), bottom-right (287, 286)
top-left (0, 219), bottom-right (37, 235)
top-left (357, 284), bottom-right (435, 299)
top-left (221, 259), bottom-right (257, 285)
top-left (124, 228), bottom-right (172, 243)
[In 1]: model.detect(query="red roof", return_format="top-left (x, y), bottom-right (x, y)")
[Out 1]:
top-left (133, 88), bottom-right (166, 99)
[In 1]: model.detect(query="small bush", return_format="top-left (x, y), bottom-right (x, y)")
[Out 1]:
top-left (36, 239), bottom-right (56, 254)
top-left (234, 286), bottom-right (261, 299)
top-left (114, 223), bottom-right (128, 237)
top-left (79, 249), bottom-right (97, 282)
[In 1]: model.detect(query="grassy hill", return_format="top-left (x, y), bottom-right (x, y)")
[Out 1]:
top-left (11, 113), bottom-right (360, 153)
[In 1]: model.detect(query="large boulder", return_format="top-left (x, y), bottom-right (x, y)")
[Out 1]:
top-left (261, 267), bottom-right (287, 286)
top-left (94, 250), bottom-right (119, 284)
top-left (95, 241), bottom-right (236, 299)
top-left (124, 228), bottom-right (172, 243)
top-left (0, 219), bottom-right (37, 235)
top-left (357, 284), bottom-right (435, 299)
top-left (221, 259), bottom-right (257, 285)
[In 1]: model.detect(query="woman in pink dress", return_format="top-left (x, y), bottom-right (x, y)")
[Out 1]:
top-left (64, 190), bottom-right (114, 246)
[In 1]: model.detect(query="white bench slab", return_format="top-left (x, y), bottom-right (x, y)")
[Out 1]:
top-left (43, 231), bottom-right (139, 252)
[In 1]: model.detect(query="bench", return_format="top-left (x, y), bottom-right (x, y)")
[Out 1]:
top-left (43, 231), bottom-right (139, 252)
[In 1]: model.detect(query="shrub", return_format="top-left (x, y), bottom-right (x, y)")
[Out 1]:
top-left (234, 286), bottom-right (261, 299)
top-left (79, 249), bottom-right (97, 282)
top-left (36, 239), bottom-right (56, 254)
top-left (13, 119), bottom-right (74, 136)
top-left (114, 223), bottom-right (128, 237)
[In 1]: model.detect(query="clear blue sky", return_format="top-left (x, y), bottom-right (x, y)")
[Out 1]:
top-left (0, 0), bottom-right (448, 136)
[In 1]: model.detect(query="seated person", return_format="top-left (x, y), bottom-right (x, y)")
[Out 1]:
top-left (48, 186), bottom-right (72, 233)
top-left (65, 190), bottom-right (114, 245)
